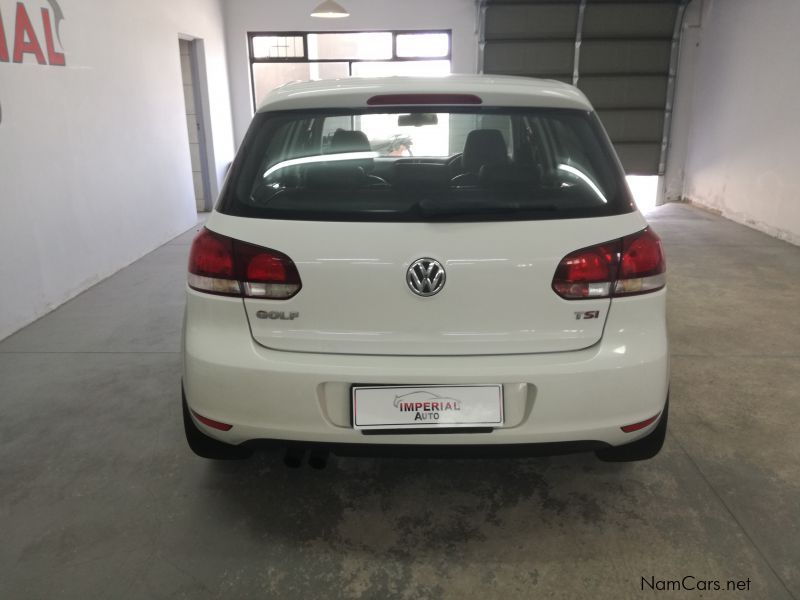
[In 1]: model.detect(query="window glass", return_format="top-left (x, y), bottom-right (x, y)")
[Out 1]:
top-left (395, 33), bottom-right (450, 58)
top-left (538, 117), bottom-right (615, 203)
top-left (356, 113), bottom-right (451, 156)
top-left (220, 109), bottom-right (630, 222)
top-left (350, 60), bottom-right (451, 78)
top-left (252, 36), bottom-right (304, 59)
top-left (252, 62), bottom-right (350, 107)
top-left (306, 32), bottom-right (393, 60)
top-left (249, 30), bottom-right (452, 108)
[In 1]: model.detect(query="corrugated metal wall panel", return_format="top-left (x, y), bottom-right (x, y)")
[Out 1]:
top-left (481, 0), bottom-right (685, 174)
top-left (613, 143), bottom-right (662, 173)
top-left (596, 109), bottom-right (665, 142)
top-left (579, 40), bottom-right (672, 75)
top-left (483, 40), bottom-right (576, 79)
top-left (484, 4), bottom-right (578, 82)
top-left (485, 0), bottom-right (577, 4)
top-left (485, 5), bottom-right (578, 39)
top-left (582, 4), bottom-right (677, 37)
top-left (577, 75), bottom-right (668, 108)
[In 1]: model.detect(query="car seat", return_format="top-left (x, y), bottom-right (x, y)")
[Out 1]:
top-left (451, 129), bottom-right (509, 186)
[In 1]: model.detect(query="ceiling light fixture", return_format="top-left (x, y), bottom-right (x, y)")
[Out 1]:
top-left (310, 0), bottom-right (350, 18)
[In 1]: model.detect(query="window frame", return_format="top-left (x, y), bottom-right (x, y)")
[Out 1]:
top-left (247, 29), bottom-right (452, 112)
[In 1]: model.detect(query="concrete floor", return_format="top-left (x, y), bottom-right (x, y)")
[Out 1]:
top-left (1, 204), bottom-right (798, 599)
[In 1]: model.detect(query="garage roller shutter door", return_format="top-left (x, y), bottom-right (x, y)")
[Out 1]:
top-left (481, 0), bottom-right (687, 174)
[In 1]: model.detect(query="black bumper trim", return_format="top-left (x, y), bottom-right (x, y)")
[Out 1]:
top-left (242, 439), bottom-right (609, 459)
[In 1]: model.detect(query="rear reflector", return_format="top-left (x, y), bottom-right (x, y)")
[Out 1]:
top-left (552, 227), bottom-right (666, 299)
top-left (621, 413), bottom-right (661, 433)
top-left (188, 228), bottom-right (302, 299)
top-left (367, 93), bottom-right (482, 106)
top-left (191, 410), bottom-right (233, 431)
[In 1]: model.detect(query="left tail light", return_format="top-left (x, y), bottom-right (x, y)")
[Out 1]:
top-left (187, 228), bottom-right (301, 299)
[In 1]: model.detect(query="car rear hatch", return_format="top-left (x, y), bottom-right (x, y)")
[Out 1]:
top-left (207, 211), bottom-right (646, 355)
top-left (204, 101), bottom-right (649, 355)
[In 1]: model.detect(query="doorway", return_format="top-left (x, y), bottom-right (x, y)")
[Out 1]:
top-left (179, 38), bottom-right (213, 212)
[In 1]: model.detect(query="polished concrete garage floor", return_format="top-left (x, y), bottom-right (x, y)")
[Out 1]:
top-left (1, 204), bottom-right (798, 599)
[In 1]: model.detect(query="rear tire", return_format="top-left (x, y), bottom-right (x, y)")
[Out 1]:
top-left (182, 387), bottom-right (252, 460)
top-left (596, 397), bottom-right (668, 462)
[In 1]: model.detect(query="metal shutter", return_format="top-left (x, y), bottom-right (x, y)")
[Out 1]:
top-left (481, 0), bottom-right (687, 174)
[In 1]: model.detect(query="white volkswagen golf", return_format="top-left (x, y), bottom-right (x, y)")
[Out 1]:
top-left (182, 75), bottom-right (668, 465)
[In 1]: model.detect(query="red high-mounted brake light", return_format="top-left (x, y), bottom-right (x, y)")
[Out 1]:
top-left (187, 228), bottom-right (301, 299)
top-left (552, 227), bottom-right (666, 299)
top-left (366, 94), bottom-right (483, 106)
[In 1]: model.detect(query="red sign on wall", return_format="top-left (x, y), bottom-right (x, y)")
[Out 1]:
top-left (0, 1), bottom-right (66, 66)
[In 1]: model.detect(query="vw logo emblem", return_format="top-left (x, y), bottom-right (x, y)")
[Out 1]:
top-left (407, 258), bottom-right (446, 297)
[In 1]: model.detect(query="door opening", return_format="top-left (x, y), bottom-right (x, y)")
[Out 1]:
top-left (179, 38), bottom-right (213, 212)
top-left (626, 175), bottom-right (660, 213)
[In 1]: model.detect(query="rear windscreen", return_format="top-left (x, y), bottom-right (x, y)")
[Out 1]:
top-left (217, 108), bottom-right (635, 222)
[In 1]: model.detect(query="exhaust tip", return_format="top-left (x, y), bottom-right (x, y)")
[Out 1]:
top-left (308, 449), bottom-right (329, 470)
top-left (283, 447), bottom-right (305, 468)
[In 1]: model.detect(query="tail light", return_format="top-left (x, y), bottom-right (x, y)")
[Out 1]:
top-left (615, 228), bottom-right (667, 296)
top-left (552, 227), bottom-right (665, 299)
top-left (187, 228), bottom-right (301, 299)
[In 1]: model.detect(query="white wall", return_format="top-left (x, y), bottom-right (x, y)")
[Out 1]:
top-left (0, 0), bottom-right (235, 340)
top-left (678, 0), bottom-right (800, 244)
top-left (662, 0), bottom-right (703, 204)
top-left (221, 0), bottom-right (479, 146)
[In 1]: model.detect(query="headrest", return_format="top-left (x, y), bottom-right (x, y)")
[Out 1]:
top-left (330, 129), bottom-right (372, 153)
top-left (328, 129), bottom-right (374, 173)
top-left (462, 129), bottom-right (509, 174)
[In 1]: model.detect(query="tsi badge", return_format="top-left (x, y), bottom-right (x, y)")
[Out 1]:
top-left (257, 310), bottom-right (299, 321)
top-left (575, 310), bottom-right (601, 320)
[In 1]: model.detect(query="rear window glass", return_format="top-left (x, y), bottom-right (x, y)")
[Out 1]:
top-left (217, 108), bottom-right (634, 222)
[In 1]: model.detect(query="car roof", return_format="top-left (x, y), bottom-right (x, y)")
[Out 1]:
top-left (256, 74), bottom-right (593, 113)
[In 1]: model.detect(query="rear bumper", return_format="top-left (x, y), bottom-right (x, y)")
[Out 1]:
top-left (182, 288), bottom-right (669, 448)
top-left (244, 437), bottom-right (609, 458)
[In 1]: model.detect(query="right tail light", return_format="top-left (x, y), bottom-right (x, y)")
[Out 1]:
top-left (552, 227), bottom-right (665, 300)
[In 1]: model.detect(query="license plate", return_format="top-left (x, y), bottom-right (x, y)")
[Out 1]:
top-left (352, 385), bottom-right (504, 430)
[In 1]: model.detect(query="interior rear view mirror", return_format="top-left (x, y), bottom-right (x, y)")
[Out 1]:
top-left (398, 113), bottom-right (438, 127)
